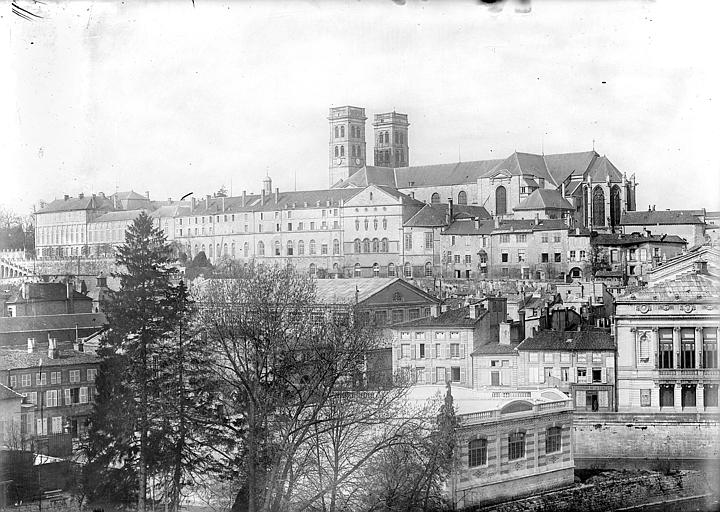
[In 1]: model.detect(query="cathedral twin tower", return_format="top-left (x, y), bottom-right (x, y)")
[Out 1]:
top-left (328, 106), bottom-right (409, 187)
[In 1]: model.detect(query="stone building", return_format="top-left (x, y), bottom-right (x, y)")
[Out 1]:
top-left (614, 262), bottom-right (720, 413)
top-left (620, 209), bottom-right (707, 247)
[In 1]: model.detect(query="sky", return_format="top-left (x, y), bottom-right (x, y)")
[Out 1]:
top-left (2, 0), bottom-right (719, 216)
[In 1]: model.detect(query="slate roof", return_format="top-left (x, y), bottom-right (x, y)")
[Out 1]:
top-left (38, 195), bottom-right (114, 214)
top-left (483, 152), bottom-right (554, 183)
top-left (312, 278), bottom-right (436, 305)
top-left (585, 156), bottom-right (624, 183)
top-left (0, 345), bottom-right (99, 371)
top-left (493, 219), bottom-right (570, 233)
top-left (404, 204), bottom-right (491, 228)
top-left (516, 329), bottom-right (615, 352)
top-left (620, 210), bottom-right (705, 226)
top-left (471, 342), bottom-right (520, 355)
top-left (188, 189), bottom-right (361, 215)
top-left (395, 160), bottom-right (504, 188)
top-left (514, 189), bottom-right (574, 211)
top-left (395, 306), bottom-right (486, 328)
top-left (0, 382), bottom-right (24, 400)
top-left (592, 233), bottom-right (687, 246)
top-left (617, 273), bottom-right (720, 302)
top-left (93, 209), bottom-right (148, 223)
top-left (543, 151), bottom-right (599, 185)
top-left (0, 313), bottom-right (107, 334)
top-left (6, 283), bottom-right (92, 304)
top-left (442, 219), bottom-right (495, 236)
top-left (150, 203), bottom-right (192, 219)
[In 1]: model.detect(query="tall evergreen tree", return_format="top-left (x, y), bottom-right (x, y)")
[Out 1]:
top-left (86, 211), bottom-right (188, 511)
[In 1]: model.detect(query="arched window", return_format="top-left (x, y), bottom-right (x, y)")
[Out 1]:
top-left (298, 240), bottom-right (305, 255)
top-left (354, 263), bottom-right (362, 277)
top-left (363, 238), bottom-right (371, 253)
top-left (354, 239), bottom-right (361, 253)
top-left (380, 238), bottom-right (388, 252)
top-left (340, 146), bottom-right (345, 157)
top-left (364, 218), bottom-right (369, 230)
top-left (351, 146), bottom-right (356, 157)
top-left (468, 438), bottom-right (488, 467)
top-left (373, 218), bottom-right (378, 230)
top-left (194, 244), bottom-right (198, 256)
top-left (208, 244), bottom-right (214, 257)
top-left (424, 262), bottom-right (433, 277)
top-left (309, 239), bottom-right (316, 255)
top-left (373, 263), bottom-right (380, 277)
top-left (334, 146), bottom-right (339, 157)
top-left (404, 262), bottom-right (412, 278)
top-left (309, 263), bottom-right (316, 276)
top-left (231, 243), bottom-right (235, 257)
top-left (201, 244), bottom-right (206, 255)
top-left (243, 242), bottom-right (249, 257)
top-left (384, 132), bottom-right (389, 144)
top-left (495, 186), bottom-right (507, 215)
top-left (223, 243), bottom-right (228, 256)
top-left (333, 239), bottom-right (340, 255)
top-left (287, 240), bottom-right (294, 256)
top-left (257, 241), bottom-right (264, 256)
top-left (334, 126), bottom-right (339, 138)
top-left (610, 185), bottom-right (622, 227)
top-left (217, 244), bottom-right (221, 257)
top-left (431, 193), bottom-right (441, 204)
top-left (592, 186), bottom-right (606, 227)
top-left (355, 219), bottom-right (360, 230)
top-left (372, 238), bottom-right (379, 253)
top-left (457, 190), bottom-right (467, 205)
top-left (382, 218), bottom-right (387, 230)
top-left (333, 263), bottom-right (340, 274)
top-left (388, 263), bottom-right (396, 277)
top-left (340, 125), bottom-right (345, 138)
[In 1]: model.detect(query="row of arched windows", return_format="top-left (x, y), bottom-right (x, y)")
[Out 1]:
top-left (355, 217), bottom-right (388, 231)
top-left (429, 190), bottom-right (468, 205)
top-left (353, 238), bottom-right (389, 253)
top-left (192, 239), bottom-right (341, 259)
top-left (334, 125), bottom-right (362, 139)
top-left (334, 145), bottom-right (363, 159)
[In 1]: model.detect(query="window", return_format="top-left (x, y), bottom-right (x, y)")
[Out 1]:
top-left (20, 374), bottom-right (30, 387)
top-left (592, 369), bottom-right (602, 383)
top-left (554, 253), bottom-right (562, 263)
top-left (257, 241), bottom-right (265, 256)
top-left (660, 384), bottom-right (674, 407)
top-left (457, 190), bottom-right (467, 205)
top-left (464, 254), bottom-right (472, 264)
top-left (403, 262), bottom-right (412, 278)
top-left (333, 239), bottom-right (340, 255)
top-left (515, 234), bottom-right (526, 243)
top-left (541, 234), bottom-right (548, 243)
top-left (380, 238), bottom-right (388, 252)
top-left (372, 238), bottom-right (379, 252)
top-left (681, 384), bottom-right (696, 408)
top-left (703, 329), bottom-right (718, 368)
top-left (424, 262), bottom-right (433, 277)
top-left (508, 432), bottom-right (525, 460)
top-left (363, 239), bottom-right (370, 253)
top-left (373, 263), bottom-right (380, 277)
top-left (570, 250), bottom-right (576, 260)
top-left (560, 367), bottom-right (569, 382)
top-left (287, 241), bottom-right (294, 256)
top-left (354, 239), bottom-right (361, 253)
top-left (51, 416), bottom-right (63, 434)
top-left (404, 233), bottom-right (413, 250)
top-left (639, 333), bottom-right (650, 363)
top-left (309, 263), bottom-right (317, 276)
top-left (541, 253), bottom-right (549, 263)
top-left (592, 186), bottom-right (605, 226)
top-left (416, 367), bottom-right (426, 384)
top-left (560, 353), bottom-right (571, 364)
top-left (354, 263), bottom-right (362, 278)
top-left (50, 371), bottom-right (61, 385)
top-left (501, 252), bottom-right (509, 263)
top-left (543, 353), bottom-right (553, 363)
top-left (35, 373), bottom-right (47, 386)
top-left (640, 389), bottom-right (651, 407)
top-left (431, 193), bottom-right (440, 204)
top-left (388, 263), bottom-right (396, 277)
top-left (274, 241), bottom-right (281, 256)
top-left (409, 308), bottom-right (420, 320)
top-left (321, 243), bottom-right (328, 255)
top-left (553, 234), bottom-right (561, 243)
top-left (87, 368), bottom-right (97, 382)
top-left (375, 311), bottom-right (387, 325)
top-left (658, 328), bottom-right (674, 369)
top-left (517, 250), bottom-right (525, 263)
top-left (468, 438), bottom-right (487, 467)
top-left (499, 234), bottom-right (510, 244)
top-left (392, 309), bottom-right (404, 324)
top-left (309, 240), bottom-right (316, 255)
top-left (495, 186), bottom-right (507, 215)
top-left (451, 367), bottom-right (461, 382)
top-left (529, 352), bottom-right (539, 363)
top-left (419, 344), bottom-right (426, 358)
top-left (577, 367), bottom-right (587, 382)
top-left (680, 328), bottom-right (696, 369)
top-left (705, 384), bottom-right (719, 407)
top-left (298, 240), bottom-right (305, 255)
top-left (46, 390), bottom-right (58, 407)
top-left (546, 427), bottom-right (562, 454)
top-left (450, 343), bottom-right (460, 358)
top-left (454, 254), bottom-right (461, 263)
top-left (400, 344), bottom-right (411, 359)
top-left (436, 367), bottom-right (446, 383)
top-left (579, 250), bottom-right (586, 260)
top-left (425, 232), bottom-right (433, 250)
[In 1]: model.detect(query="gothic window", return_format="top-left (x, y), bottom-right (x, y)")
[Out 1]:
top-left (380, 238), bottom-right (388, 252)
top-left (457, 190), bottom-right (467, 205)
top-left (333, 239), bottom-right (340, 255)
top-left (431, 193), bottom-right (441, 204)
top-left (592, 186), bottom-right (605, 226)
top-left (340, 125), bottom-right (345, 138)
top-left (334, 146), bottom-right (339, 157)
top-left (610, 185), bottom-right (622, 227)
top-left (495, 186), bottom-right (507, 215)
top-left (372, 238), bottom-right (379, 252)
top-left (340, 146), bottom-right (345, 157)
top-left (354, 239), bottom-right (361, 253)
top-left (363, 238), bottom-right (371, 253)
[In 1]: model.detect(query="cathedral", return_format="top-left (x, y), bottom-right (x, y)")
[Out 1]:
top-left (329, 105), bottom-right (638, 231)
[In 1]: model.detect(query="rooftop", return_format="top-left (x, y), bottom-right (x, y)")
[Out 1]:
top-left (313, 278), bottom-right (437, 305)
top-left (395, 306), bottom-right (486, 328)
top-left (0, 344), bottom-right (99, 371)
top-left (514, 189), bottom-right (574, 211)
top-left (471, 341), bottom-right (521, 355)
top-left (592, 232), bottom-right (687, 246)
top-left (516, 329), bottom-right (615, 352)
top-left (0, 312), bottom-right (107, 335)
top-left (6, 282), bottom-right (92, 304)
top-left (404, 204), bottom-right (491, 228)
top-left (620, 210), bottom-right (705, 226)
top-left (617, 272), bottom-right (720, 302)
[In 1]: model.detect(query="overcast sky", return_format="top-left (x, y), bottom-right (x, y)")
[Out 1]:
top-left (2, 0), bottom-right (719, 216)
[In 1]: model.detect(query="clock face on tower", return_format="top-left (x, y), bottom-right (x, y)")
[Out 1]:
top-left (335, 158), bottom-right (343, 165)
top-left (355, 158), bottom-right (361, 165)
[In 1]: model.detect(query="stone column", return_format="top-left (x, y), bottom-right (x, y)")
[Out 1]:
top-left (651, 327), bottom-right (659, 369)
top-left (696, 327), bottom-right (704, 369)
top-left (697, 383), bottom-right (705, 411)
top-left (674, 382), bottom-right (682, 411)
top-left (673, 327), bottom-right (681, 369)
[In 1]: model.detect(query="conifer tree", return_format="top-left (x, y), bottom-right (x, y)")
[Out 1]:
top-left (86, 211), bottom-right (188, 511)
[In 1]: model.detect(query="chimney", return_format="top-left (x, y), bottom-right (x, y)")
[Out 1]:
top-left (22, 282), bottom-right (30, 300)
top-left (446, 199), bottom-right (454, 225)
top-left (652, 205), bottom-right (656, 211)
top-left (48, 337), bottom-right (59, 359)
top-left (242, 190), bottom-right (247, 207)
top-left (27, 337), bottom-right (35, 354)
top-left (430, 304), bottom-right (440, 317)
top-left (409, 192), bottom-right (415, 199)
top-left (78, 193), bottom-right (84, 199)
top-left (499, 322), bottom-right (511, 345)
top-left (561, 182), bottom-right (566, 197)
top-left (275, 187), bottom-right (280, 203)
top-left (534, 213), bottom-right (540, 225)
top-left (99, 191), bottom-right (105, 198)
top-left (475, 216), bottom-right (481, 229)
top-left (518, 309), bottom-right (526, 340)
top-left (558, 308), bottom-right (567, 332)
top-left (469, 304), bottom-right (480, 320)
top-left (67, 281), bottom-right (75, 313)
top-left (64, 194), bottom-right (69, 201)
top-left (145, 190), bottom-right (150, 200)
top-left (221, 196), bottom-right (226, 212)
top-left (494, 216), bottom-right (500, 229)
top-left (206, 194), bottom-right (211, 209)
top-left (113, 194), bottom-right (118, 209)
top-left (441, 304), bottom-right (449, 313)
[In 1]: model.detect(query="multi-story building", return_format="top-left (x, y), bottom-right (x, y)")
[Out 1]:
top-left (614, 260), bottom-right (720, 413)
top-left (471, 318), bottom-right (523, 388)
top-left (0, 339), bottom-right (100, 446)
top-left (620, 209), bottom-right (707, 247)
top-left (0, 383), bottom-right (26, 448)
top-left (555, 281), bottom-right (614, 328)
top-left (406, 385), bottom-right (574, 508)
top-left (516, 328), bottom-right (616, 412)
top-left (328, 106), bottom-right (368, 187)
top-left (391, 298), bottom-right (507, 388)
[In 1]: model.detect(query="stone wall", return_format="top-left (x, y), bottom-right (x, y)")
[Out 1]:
top-left (573, 413), bottom-right (720, 460)
top-left (464, 470), bottom-right (716, 512)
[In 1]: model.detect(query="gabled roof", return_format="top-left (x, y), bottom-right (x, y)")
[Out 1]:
top-left (483, 152), bottom-right (554, 184)
top-left (333, 166), bottom-right (398, 189)
top-left (620, 210), bottom-right (705, 226)
top-left (514, 189), bottom-right (574, 211)
top-left (493, 219), bottom-right (570, 233)
top-left (442, 219), bottom-right (495, 236)
top-left (543, 151), bottom-right (599, 184)
top-left (37, 195), bottom-right (114, 214)
top-left (395, 160), bottom-right (504, 188)
top-left (312, 278), bottom-right (437, 305)
top-left (471, 341), bottom-right (520, 355)
top-left (150, 203), bottom-right (191, 219)
top-left (188, 189), bottom-right (361, 215)
top-left (0, 382), bottom-right (24, 401)
top-left (0, 345), bottom-right (99, 371)
top-left (0, 313), bottom-right (107, 334)
top-left (516, 329), bottom-right (615, 352)
top-left (617, 272), bottom-right (720, 302)
top-left (585, 156), bottom-right (624, 183)
top-left (6, 283), bottom-right (92, 304)
top-left (93, 209), bottom-right (148, 223)
top-left (404, 204), bottom-right (492, 229)
top-left (592, 232), bottom-right (687, 247)
top-left (395, 306), bottom-right (486, 328)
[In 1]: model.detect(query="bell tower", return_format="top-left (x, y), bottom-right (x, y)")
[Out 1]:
top-left (373, 111), bottom-right (409, 168)
top-left (328, 106), bottom-right (367, 187)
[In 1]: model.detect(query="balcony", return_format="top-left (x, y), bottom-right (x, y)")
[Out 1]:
top-left (658, 368), bottom-right (720, 379)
